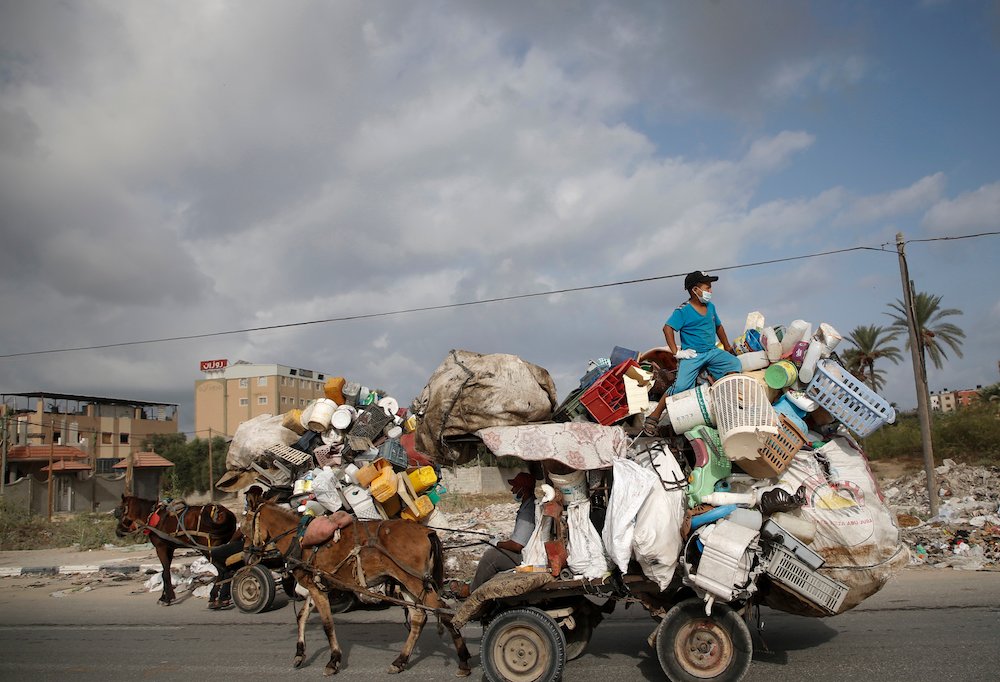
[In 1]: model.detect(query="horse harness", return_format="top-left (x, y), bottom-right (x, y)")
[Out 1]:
top-left (131, 501), bottom-right (229, 551)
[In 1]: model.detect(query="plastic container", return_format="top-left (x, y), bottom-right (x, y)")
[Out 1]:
top-left (666, 385), bottom-right (715, 433)
top-left (771, 395), bottom-right (809, 435)
top-left (349, 404), bottom-right (394, 440)
top-left (401, 495), bottom-right (435, 522)
top-left (580, 358), bottom-right (639, 425)
top-left (331, 404), bottom-right (357, 431)
top-left (768, 512), bottom-right (818, 546)
top-left (378, 438), bottom-right (408, 470)
top-left (408, 466), bottom-right (438, 493)
top-left (727, 507), bottom-right (763, 531)
top-left (732, 329), bottom-right (764, 355)
top-left (343, 485), bottom-right (381, 521)
top-left (369, 468), bottom-right (398, 503)
top-left (426, 483), bottom-right (447, 505)
top-left (324, 377), bottom-right (346, 404)
top-left (765, 359), bottom-right (798, 389)
top-left (342, 463), bottom-right (360, 485)
top-left (763, 327), bottom-right (782, 362)
top-left (610, 346), bottom-right (639, 366)
top-left (403, 415), bottom-right (418, 433)
top-left (547, 470), bottom-right (588, 504)
top-left (737, 415), bottom-right (807, 479)
top-left (789, 340), bottom-right (810, 365)
top-left (780, 319), bottom-right (811, 355)
top-left (307, 398), bottom-right (338, 432)
top-left (578, 360), bottom-right (612, 391)
top-left (784, 389), bottom-right (819, 413)
top-left (553, 387), bottom-right (590, 423)
top-left (816, 323), bottom-right (842, 356)
top-left (342, 381), bottom-right (361, 406)
top-left (764, 545), bottom-right (848, 614)
top-left (355, 458), bottom-right (390, 488)
top-left (710, 374), bottom-right (780, 462)
top-left (798, 338), bottom-right (825, 384)
top-left (738, 350), bottom-right (769, 371)
top-left (804, 360), bottom-right (896, 437)
top-left (281, 409), bottom-right (307, 435)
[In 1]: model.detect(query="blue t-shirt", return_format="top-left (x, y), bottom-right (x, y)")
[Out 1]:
top-left (666, 301), bottom-right (721, 353)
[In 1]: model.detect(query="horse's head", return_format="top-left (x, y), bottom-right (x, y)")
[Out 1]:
top-left (114, 495), bottom-right (146, 537)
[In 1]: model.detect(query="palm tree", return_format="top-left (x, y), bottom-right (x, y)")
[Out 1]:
top-left (886, 291), bottom-right (965, 371)
top-left (842, 325), bottom-right (903, 392)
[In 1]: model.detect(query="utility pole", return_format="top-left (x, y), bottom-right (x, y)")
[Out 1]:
top-left (1, 409), bottom-right (8, 497)
top-left (47, 418), bottom-right (54, 521)
top-left (896, 232), bottom-right (939, 516)
top-left (207, 427), bottom-right (215, 502)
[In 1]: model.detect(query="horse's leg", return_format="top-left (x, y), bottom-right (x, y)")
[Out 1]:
top-left (425, 591), bottom-right (472, 677)
top-left (156, 543), bottom-right (176, 605)
top-left (306, 583), bottom-right (342, 676)
top-left (388, 578), bottom-right (431, 674)
top-left (294, 591), bottom-right (314, 668)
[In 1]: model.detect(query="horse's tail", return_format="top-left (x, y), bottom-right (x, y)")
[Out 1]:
top-left (428, 529), bottom-right (444, 592)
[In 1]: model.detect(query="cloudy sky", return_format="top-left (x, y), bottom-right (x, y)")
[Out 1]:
top-left (2, 1), bottom-right (998, 437)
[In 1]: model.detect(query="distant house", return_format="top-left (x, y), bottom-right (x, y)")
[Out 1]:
top-left (112, 451), bottom-right (175, 500)
top-left (929, 387), bottom-right (982, 413)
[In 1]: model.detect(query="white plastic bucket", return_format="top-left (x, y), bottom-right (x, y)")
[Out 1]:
top-left (331, 405), bottom-right (357, 430)
top-left (307, 398), bottom-right (337, 432)
top-left (547, 470), bottom-right (588, 504)
top-left (666, 385), bottom-right (715, 433)
top-left (738, 351), bottom-right (769, 371)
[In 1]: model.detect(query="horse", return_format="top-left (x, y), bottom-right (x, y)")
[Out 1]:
top-left (245, 497), bottom-right (471, 676)
top-left (114, 494), bottom-right (240, 607)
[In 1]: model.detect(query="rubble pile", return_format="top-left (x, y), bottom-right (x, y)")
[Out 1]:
top-left (883, 458), bottom-right (1000, 570)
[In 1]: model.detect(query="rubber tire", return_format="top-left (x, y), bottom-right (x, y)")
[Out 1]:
top-left (281, 574), bottom-right (304, 601)
top-left (232, 564), bottom-right (277, 614)
top-left (482, 607), bottom-right (566, 682)
top-left (562, 615), bottom-right (593, 662)
top-left (655, 598), bottom-right (752, 682)
top-left (327, 590), bottom-right (358, 614)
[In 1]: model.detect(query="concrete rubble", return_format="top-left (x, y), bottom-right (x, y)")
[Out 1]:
top-left (882, 458), bottom-right (1000, 570)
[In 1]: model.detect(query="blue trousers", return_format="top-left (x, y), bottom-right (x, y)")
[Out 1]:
top-left (669, 348), bottom-right (742, 395)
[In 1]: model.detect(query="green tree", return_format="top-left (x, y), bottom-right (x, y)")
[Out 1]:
top-left (140, 433), bottom-right (229, 496)
top-left (887, 291), bottom-right (965, 370)
top-left (841, 324), bottom-right (903, 392)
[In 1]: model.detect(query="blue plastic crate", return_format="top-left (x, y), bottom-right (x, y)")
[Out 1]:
top-left (378, 438), bottom-right (409, 471)
top-left (804, 359), bottom-right (895, 437)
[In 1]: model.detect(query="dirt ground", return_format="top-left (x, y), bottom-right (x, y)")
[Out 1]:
top-left (868, 457), bottom-right (924, 480)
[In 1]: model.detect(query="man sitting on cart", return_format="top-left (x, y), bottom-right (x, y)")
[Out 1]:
top-left (447, 471), bottom-right (537, 599)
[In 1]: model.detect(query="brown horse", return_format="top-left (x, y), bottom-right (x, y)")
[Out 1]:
top-left (115, 495), bottom-right (240, 607)
top-left (246, 499), bottom-right (471, 676)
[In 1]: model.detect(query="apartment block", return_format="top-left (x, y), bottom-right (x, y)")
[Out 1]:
top-left (194, 359), bottom-right (333, 438)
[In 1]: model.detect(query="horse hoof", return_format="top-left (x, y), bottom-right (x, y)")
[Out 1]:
top-left (387, 665), bottom-right (404, 674)
top-left (293, 657), bottom-right (304, 669)
top-left (455, 667), bottom-right (472, 678)
top-left (323, 665), bottom-right (339, 676)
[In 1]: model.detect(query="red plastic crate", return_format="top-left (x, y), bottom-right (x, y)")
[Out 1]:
top-left (580, 359), bottom-right (638, 425)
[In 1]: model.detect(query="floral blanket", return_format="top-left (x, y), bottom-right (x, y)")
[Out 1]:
top-left (476, 422), bottom-right (629, 470)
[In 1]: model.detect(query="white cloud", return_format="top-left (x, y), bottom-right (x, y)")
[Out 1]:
top-left (838, 173), bottom-right (946, 226)
top-left (922, 181), bottom-right (1000, 234)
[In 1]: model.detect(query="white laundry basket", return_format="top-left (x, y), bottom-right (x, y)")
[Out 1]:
top-left (710, 374), bottom-right (780, 462)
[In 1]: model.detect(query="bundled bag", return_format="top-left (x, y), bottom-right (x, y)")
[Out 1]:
top-left (601, 458), bottom-right (656, 573)
top-left (766, 433), bottom-right (908, 615)
top-left (226, 414), bottom-right (301, 471)
top-left (413, 350), bottom-right (557, 462)
top-left (631, 442), bottom-right (687, 590)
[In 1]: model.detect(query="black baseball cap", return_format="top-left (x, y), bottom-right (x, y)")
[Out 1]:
top-left (683, 271), bottom-right (719, 290)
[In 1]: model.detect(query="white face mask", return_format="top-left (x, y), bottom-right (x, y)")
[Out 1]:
top-left (697, 288), bottom-right (712, 303)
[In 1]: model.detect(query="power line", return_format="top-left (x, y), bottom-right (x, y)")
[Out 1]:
top-left (0, 231), bottom-right (994, 360)
top-left (905, 229), bottom-right (1000, 244)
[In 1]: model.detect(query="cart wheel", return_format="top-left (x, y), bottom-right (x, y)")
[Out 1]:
top-left (328, 590), bottom-right (358, 614)
top-left (562, 615), bottom-right (593, 661)
top-left (482, 607), bottom-right (566, 682)
top-left (281, 574), bottom-right (304, 601)
top-left (232, 564), bottom-right (277, 614)
top-left (655, 598), bottom-right (752, 682)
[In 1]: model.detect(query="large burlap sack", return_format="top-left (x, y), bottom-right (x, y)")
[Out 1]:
top-left (413, 350), bottom-right (557, 462)
top-left (765, 433), bottom-right (908, 616)
top-left (225, 413), bottom-right (301, 471)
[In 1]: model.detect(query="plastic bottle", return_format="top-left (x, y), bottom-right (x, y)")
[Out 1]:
top-left (798, 338), bottom-right (825, 384)
top-left (770, 511), bottom-right (817, 544)
top-left (763, 327), bottom-right (782, 362)
top-left (781, 320), bottom-right (811, 355)
top-left (727, 507), bottom-right (763, 531)
top-left (817, 322), bottom-right (842, 356)
top-left (700, 491), bottom-right (756, 506)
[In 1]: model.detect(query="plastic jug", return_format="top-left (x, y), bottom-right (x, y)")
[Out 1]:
top-left (763, 327), bottom-right (782, 362)
top-left (781, 320), bottom-right (811, 355)
top-left (798, 338), bottom-right (825, 384)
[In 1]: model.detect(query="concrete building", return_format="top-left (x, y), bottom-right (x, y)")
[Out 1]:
top-left (929, 387), bottom-right (982, 413)
top-left (1, 392), bottom-right (179, 478)
top-left (194, 359), bottom-right (334, 438)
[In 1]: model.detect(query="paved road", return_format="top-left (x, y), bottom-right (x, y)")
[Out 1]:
top-left (0, 568), bottom-right (997, 681)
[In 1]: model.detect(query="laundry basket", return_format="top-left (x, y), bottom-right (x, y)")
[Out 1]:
top-left (734, 415), bottom-right (807, 479)
top-left (710, 374), bottom-right (780, 462)
top-left (804, 359), bottom-right (896, 437)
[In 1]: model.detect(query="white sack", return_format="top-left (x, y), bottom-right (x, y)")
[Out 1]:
top-left (312, 468), bottom-right (344, 513)
top-left (631, 443), bottom-right (687, 590)
top-left (520, 500), bottom-right (551, 568)
top-left (602, 458), bottom-right (656, 573)
top-left (769, 433), bottom-right (908, 615)
top-left (566, 501), bottom-right (609, 579)
top-left (226, 413), bottom-right (301, 471)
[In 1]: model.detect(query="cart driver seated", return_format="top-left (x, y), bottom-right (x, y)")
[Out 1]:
top-left (446, 471), bottom-right (537, 600)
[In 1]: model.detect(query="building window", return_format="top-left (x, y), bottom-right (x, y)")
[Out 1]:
top-left (101, 432), bottom-right (112, 445)
top-left (239, 398), bottom-right (249, 406)
top-left (119, 433), bottom-right (129, 445)
top-left (53, 431), bottom-right (61, 444)
top-left (258, 396), bottom-right (268, 405)
top-left (289, 369), bottom-right (297, 376)
top-left (95, 458), bottom-right (117, 474)
top-left (239, 378), bottom-right (248, 388)
top-left (318, 373), bottom-right (325, 380)
top-left (300, 379), bottom-right (307, 388)
top-left (257, 376), bottom-right (267, 387)
top-left (299, 399), bottom-right (306, 407)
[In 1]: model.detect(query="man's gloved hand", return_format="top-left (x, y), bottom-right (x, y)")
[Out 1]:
top-left (643, 415), bottom-right (660, 436)
top-left (675, 349), bottom-right (698, 360)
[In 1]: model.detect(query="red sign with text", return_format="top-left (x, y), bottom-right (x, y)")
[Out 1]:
top-left (200, 359), bottom-right (228, 372)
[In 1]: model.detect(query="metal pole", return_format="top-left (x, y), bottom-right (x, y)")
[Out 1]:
top-left (896, 232), bottom-right (939, 516)
top-left (1, 409), bottom-right (7, 496)
top-left (47, 419), bottom-right (54, 521)
top-left (208, 427), bottom-right (214, 502)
